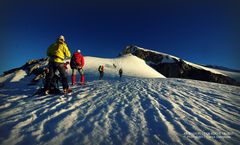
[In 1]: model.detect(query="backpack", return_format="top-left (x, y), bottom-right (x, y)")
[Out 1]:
top-left (70, 54), bottom-right (80, 69)
top-left (119, 69), bottom-right (122, 74)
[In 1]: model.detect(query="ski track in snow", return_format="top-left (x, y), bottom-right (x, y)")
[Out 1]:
top-left (0, 78), bottom-right (240, 145)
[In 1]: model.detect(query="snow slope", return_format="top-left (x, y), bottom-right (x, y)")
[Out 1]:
top-left (0, 76), bottom-right (239, 145)
top-left (79, 54), bottom-right (165, 78)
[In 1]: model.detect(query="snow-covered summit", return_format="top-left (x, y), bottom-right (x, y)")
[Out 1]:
top-left (122, 45), bottom-right (180, 63)
top-left (76, 54), bottom-right (165, 79)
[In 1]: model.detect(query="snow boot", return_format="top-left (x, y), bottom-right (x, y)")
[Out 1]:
top-left (44, 89), bottom-right (49, 95)
top-left (63, 88), bottom-right (72, 94)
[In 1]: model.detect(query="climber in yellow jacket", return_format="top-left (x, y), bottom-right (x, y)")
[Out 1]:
top-left (44, 35), bottom-right (72, 94)
top-left (47, 37), bottom-right (71, 63)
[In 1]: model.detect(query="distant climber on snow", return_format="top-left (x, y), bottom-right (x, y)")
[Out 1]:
top-left (70, 49), bottom-right (85, 85)
top-left (44, 35), bottom-right (72, 94)
top-left (119, 68), bottom-right (123, 78)
top-left (98, 65), bottom-right (104, 80)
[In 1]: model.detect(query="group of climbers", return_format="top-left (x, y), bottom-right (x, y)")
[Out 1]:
top-left (44, 35), bottom-right (85, 94)
top-left (44, 35), bottom-right (123, 95)
top-left (97, 65), bottom-right (123, 80)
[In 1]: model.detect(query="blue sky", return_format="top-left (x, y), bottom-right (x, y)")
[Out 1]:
top-left (0, 0), bottom-right (240, 73)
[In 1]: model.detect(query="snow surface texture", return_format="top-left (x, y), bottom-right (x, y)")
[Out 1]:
top-left (0, 77), bottom-right (240, 145)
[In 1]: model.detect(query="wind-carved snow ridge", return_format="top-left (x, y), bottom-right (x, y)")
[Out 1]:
top-left (0, 77), bottom-right (239, 145)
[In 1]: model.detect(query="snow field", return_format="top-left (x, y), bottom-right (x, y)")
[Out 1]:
top-left (0, 78), bottom-right (239, 145)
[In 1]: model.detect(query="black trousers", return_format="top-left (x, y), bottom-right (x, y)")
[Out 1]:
top-left (99, 71), bottom-right (104, 79)
top-left (45, 61), bottom-right (69, 90)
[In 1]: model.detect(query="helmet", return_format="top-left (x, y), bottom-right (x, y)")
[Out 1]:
top-left (58, 35), bottom-right (65, 41)
top-left (77, 49), bottom-right (81, 53)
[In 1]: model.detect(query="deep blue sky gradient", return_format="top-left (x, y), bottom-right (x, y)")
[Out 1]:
top-left (1, 0), bottom-right (240, 73)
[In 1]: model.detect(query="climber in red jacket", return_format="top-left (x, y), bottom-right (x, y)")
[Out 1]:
top-left (70, 49), bottom-right (85, 85)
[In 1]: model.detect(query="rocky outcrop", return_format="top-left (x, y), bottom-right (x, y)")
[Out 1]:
top-left (3, 57), bottom-right (49, 85)
top-left (121, 45), bottom-right (240, 86)
top-left (3, 58), bottom-right (48, 75)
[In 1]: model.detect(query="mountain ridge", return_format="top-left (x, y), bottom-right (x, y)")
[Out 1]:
top-left (121, 45), bottom-right (240, 86)
top-left (204, 65), bottom-right (240, 73)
